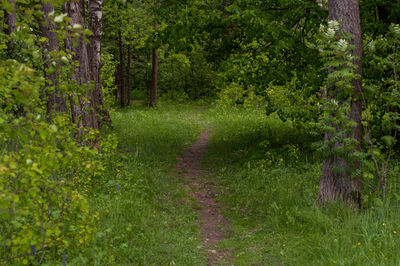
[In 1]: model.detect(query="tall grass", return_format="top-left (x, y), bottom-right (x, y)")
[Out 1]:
top-left (205, 106), bottom-right (400, 265)
top-left (66, 103), bottom-right (207, 265)
top-left (58, 103), bottom-right (399, 265)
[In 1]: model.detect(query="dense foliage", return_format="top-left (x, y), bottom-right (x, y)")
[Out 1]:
top-left (0, 0), bottom-right (399, 264)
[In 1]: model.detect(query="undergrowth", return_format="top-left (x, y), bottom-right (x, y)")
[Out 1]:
top-left (41, 103), bottom-right (399, 265)
top-left (204, 106), bottom-right (400, 265)
top-left (63, 103), bottom-right (207, 265)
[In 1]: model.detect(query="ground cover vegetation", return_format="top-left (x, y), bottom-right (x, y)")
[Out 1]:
top-left (204, 106), bottom-right (400, 265)
top-left (0, 0), bottom-right (399, 264)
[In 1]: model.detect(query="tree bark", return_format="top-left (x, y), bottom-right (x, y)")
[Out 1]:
top-left (88, 0), bottom-right (111, 127)
top-left (127, 44), bottom-right (132, 105)
top-left (64, 0), bottom-right (98, 131)
top-left (316, 0), bottom-right (363, 208)
top-left (39, 1), bottom-right (68, 117)
top-left (146, 50), bottom-right (151, 102)
top-left (150, 21), bottom-right (158, 107)
top-left (118, 29), bottom-right (127, 107)
top-left (4, 0), bottom-right (16, 57)
top-left (192, 67), bottom-right (199, 100)
top-left (115, 65), bottom-right (121, 102)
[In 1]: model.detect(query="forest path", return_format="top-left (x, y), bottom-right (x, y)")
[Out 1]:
top-left (174, 130), bottom-right (231, 265)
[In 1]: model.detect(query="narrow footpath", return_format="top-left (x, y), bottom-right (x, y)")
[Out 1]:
top-left (174, 130), bottom-right (231, 265)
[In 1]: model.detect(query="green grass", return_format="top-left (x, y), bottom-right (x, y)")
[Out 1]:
top-left (67, 103), bottom-right (208, 265)
top-left (63, 103), bottom-right (399, 265)
top-left (204, 106), bottom-right (400, 266)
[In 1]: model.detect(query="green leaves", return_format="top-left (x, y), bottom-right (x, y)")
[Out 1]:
top-left (54, 13), bottom-right (68, 23)
top-left (72, 23), bottom-right (83, 30)
top-left (381, 136), bottom-right (395, 146)
top-left (1, 0), bottom-right (14, 14)
top-left (312, 20), bottom-right (366, 178)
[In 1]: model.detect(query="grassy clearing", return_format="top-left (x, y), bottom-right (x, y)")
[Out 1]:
top-left (57, 103), bottom-right (399, 265)
top-left (67, 103), bottom-right (208, 265)
top-left (204, 106), bottom-right (400, 265)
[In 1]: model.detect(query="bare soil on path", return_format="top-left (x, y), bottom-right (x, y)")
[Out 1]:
top-left (174, 130), bottom-right (231, 265)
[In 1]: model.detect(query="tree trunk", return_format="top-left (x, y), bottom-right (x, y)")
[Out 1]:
top-left (64, 0), bottom-right (98, 131)
top-left (183, 71), bottom-right (188, 96)
top-left (118, 29), bottom-right (127, 107)
top-left (127, 44), bottom-right (132, 105)
top-left (115, 66), bottom-right (121, 102)
top-left (39, 1), bottom-right (68, 118)
top-left (316, 0), bottom-right (363, 208)
top-left (192, 67), bottom-right (199, 100)
top-left (146, 50), bottom-right (151, 102)
top-left (88, 0), bottom-right (111, 127)
top-left (150, 21), bottom-right (158, 107)
top-left (4, 0), bottom-right (16, 57)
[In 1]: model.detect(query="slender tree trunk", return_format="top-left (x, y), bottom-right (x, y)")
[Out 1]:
top-left (183, 71), bottom-right (188, 96)
top-left (88, 0), bottom-right (111, 127)
top-left (170, 59), bottom-right (174, 98)
top-left (150, 21), bottom-right (158, 107)
top-left (39, 1), bottom-right (68, 118)
top-left (127, 44), bottom-right (132, 105)
top-left (118, 29), bottom-right (127, 107)
top-left (4, 0), bottom-right (16, 57)
top-left (316, 0), bottom-right (363, 208)
top-left (64, 0), bottom-right (98, 131)
top-left (146, 50), bottom-right (151, 102)
top-left (192, 67), bottom-right (199, 100)
top-left (115, 66), bottom-right (120, 102)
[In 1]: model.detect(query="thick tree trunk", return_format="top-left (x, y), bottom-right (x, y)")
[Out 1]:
top-left (39, 1), bottom-right (68, 117)
top-left (88, 0), bottom-right (111, 127)
top-left (316, 0), bottom-right (363, 208)
top-left (127, 44), bottom-right (132, 105)
top-left (64, 0), bottom-right (98, 130)
top-left (150, 21), bottom-right (158, 107)
top-left (118, 29), bottom-right (127, 107)
top-left (4, 0), bottom-right (16, 57)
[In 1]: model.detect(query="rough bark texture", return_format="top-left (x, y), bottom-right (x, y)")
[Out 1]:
top-left (150, 21), bottom-right (158, 107)
top-left (64, 0), bottom-right (98, 130)
top-left (4, 0), bottom-right (16, 56)
top-left (39, 1), bottom-right (68, 117)
top-left (88, 0), bottom-right (111, 127)
top-left (317, 0), bottom-right (363, 207)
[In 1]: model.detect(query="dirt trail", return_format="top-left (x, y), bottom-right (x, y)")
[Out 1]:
top-left (174, 130), bottom-right (231, 265)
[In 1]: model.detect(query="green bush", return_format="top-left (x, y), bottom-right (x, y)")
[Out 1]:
top-left (0, 29), bottom-right (116, 264)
